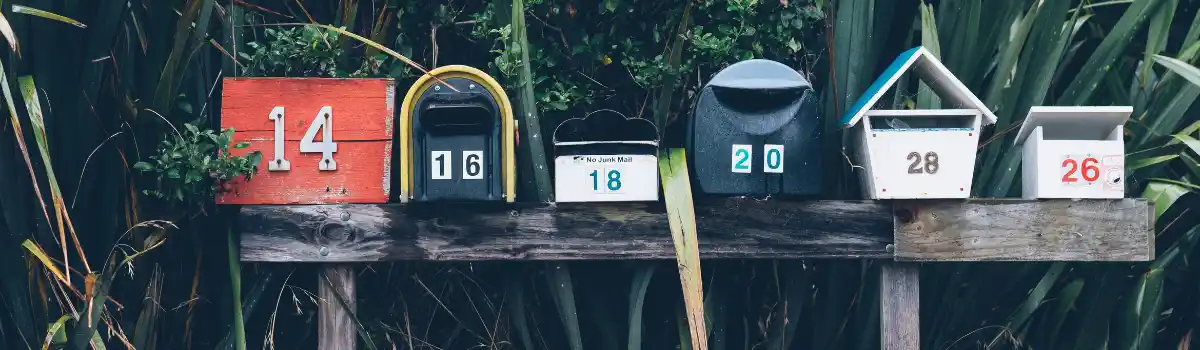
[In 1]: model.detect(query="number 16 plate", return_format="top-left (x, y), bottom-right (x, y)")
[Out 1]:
top-left (554, 154), bottom-right (659, 202)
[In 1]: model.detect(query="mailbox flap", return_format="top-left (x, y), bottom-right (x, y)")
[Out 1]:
top-left (698, 59), bottom-right (816, 136)
top-left (553, 109), bottom-right (659, 155)
top-left (1014, 106), bottom-right (1133, 145)
top-left (708, 59), bottom-right (810, 90)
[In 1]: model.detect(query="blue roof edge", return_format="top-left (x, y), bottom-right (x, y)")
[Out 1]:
top-left (838, 46), bottom-right (998, 128)
top-left (838, 46), bottom-right (924, 127)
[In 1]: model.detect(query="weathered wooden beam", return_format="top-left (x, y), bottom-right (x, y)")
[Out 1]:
top-left (880, 262), bottom-right (920, 350)
top-left (893, 199), bottom-right (1154, 261)
top-left (238, 198), bottom-right (894, 262)
top-left (318, 265), bottom-right (356, 350)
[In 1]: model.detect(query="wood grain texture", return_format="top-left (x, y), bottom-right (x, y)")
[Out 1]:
top-left (893, 199), bottom-right (1154, 261)
top-left (880, 262), bottom-right (920, 350)
top-left (238, 199), bottom-right (894, 262)
top-left (318, 265), bottom-right (356, 350)
top-left (222, 139), bottom-right (391, 204)
top-left (217, 78), bottom-right (395, 205)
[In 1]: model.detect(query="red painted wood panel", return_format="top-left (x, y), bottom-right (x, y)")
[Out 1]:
top-left (217, 78), bottom-right (394, 204)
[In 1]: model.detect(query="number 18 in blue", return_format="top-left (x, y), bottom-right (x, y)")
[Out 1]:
top-left (590, 169), bottom-right (623, 191)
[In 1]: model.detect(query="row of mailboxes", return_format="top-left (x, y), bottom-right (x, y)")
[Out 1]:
top-left (217, 49), bottom-right (1133, 205)
top-left (838, 46), bottom-right (1130, 200)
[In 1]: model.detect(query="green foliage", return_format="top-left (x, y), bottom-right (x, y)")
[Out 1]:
top-left (468, 0), bottom-right (823, 113)
top-left (243, 27), bottom-right (348, 77)
top-left (133, 124), bottom-right (261, 212)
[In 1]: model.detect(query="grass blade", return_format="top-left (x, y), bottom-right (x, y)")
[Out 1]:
top-left (916, 0), bottom-right (941, 109)
top-left (1153, 54), bottom-right (1200, 88)
top-left (507, 276), bottom-right (535, 350)
top-left (10, 5), bottom-right (86, 28)
top-left (1046, 278), bottom-right (1086, 344)
top-left (628, 264), bottom-right (657, 350)
top-left (42, 314), bottom-right (71, 350)
top-left (510, 0), bottom-right (552, 202)
top-left (19, 75), bottom-right (89, 280)
top-left (228, 226), bottom-right (246, 350)
top-left (659, 148), bottom-right (707, 350)
top-left (1058, 0), bottom-right (1167, 106)
top-left (546, 262), bottom-right (583, 350)
top-left (1143, 181), bottom-right (1190, 219)
top-left (21, 240), bottom-right (69, 287)
top-left (1140, 0), bottom-right (1177, 87)
top-left (0, 12), bottom-right (18, 54)
top-left (994, 262), bottom-right (1066, 346)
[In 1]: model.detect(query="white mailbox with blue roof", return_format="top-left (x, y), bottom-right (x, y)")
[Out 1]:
top-left (840, 46), bottom-right (997, 199)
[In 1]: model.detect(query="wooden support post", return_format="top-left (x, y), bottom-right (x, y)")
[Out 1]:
top-left (318, 265), bottom-right (356, 350)
top-left (880, 262), bottom-right (919, 350)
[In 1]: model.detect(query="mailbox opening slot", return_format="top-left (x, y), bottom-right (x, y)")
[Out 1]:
top-left (1032, 124), bottom-right (1121, 141)
top-left (865, 109), bottom-right (977, 131)
top-left (420, 94), bottom-right (495, 134)
top-left (711, 85), bottom-right (808, 112)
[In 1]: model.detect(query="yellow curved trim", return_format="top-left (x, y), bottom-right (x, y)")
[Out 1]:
top-left (398, 65), bottom-right (516, 203)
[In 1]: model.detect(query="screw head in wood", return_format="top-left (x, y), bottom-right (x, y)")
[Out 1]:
top-left (885, 244), bottom-right (895, 253)
top-left (341, 212), bottom-right (351, 221)
top-left (319, 246), bottom-right (330, 256)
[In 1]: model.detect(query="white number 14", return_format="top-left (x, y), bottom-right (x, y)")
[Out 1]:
top-left (267, 106), bottom-right (338, 171)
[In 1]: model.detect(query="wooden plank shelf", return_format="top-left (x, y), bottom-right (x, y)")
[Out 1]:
top-left (238, 198), bottom-right (1154, 263)
top-left (238, 198), bottom-right (895, 261)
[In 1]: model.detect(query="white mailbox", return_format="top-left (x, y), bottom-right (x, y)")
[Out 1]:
top-left (552, 109), bottom-right (660, 202)
top-left (1015, 106), bottom-right (1131, 199)
top-left (839, 46), bottom-right (997, 199)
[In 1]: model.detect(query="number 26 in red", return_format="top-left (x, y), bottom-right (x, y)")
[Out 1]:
top-left (1061, 157), bottom-right (1099, 182)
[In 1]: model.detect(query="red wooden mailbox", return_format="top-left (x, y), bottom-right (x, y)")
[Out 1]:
top-left (217, 78), bottom-right (395, 204)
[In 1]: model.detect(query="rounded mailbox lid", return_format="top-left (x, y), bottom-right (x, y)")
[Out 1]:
top-left (707, 59), bottom-right (811, 91)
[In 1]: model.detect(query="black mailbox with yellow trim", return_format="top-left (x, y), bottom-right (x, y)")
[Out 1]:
top-left (686, 58), bottom-right (822, 197)
top-left (399, 65), bottom-right (516, 202)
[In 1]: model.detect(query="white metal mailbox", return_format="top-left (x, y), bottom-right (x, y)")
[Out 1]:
top-left (839, 46), bottom-right (997, 199)
top-left (1015, 106), bottom-right (1131, 199)
top-left (552, 109), bottom-right (660, 202)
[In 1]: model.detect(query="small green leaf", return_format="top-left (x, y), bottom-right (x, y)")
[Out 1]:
top-left (1127, 154), bottom-right (1179, 171)
top-left (1152, 54), bottom-right (1200, 89)
top-left (133, 162), bottom-right (154, 171)
top-left (604, 0), bottom-right (619, 13)
top-left (1142, 181), bottom-right (1190, 219)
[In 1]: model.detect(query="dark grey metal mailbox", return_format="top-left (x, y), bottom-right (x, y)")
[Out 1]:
top-left (685, 59), bottom-right (823, 197)
top-left (409, 78), bottom-right (505, 202)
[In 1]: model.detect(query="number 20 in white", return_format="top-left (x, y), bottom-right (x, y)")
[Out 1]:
top-left (731, 144), bottom-right (784, 173)
top-left (267, 106), bottom-right (338, 171)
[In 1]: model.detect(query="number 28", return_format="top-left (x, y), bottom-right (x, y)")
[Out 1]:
top-left (906, 151), bottom-right (939, 174)
top-left (267, 106), bottom-right (337, 171)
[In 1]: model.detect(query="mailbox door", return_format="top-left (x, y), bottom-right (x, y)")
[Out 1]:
top-left (689, 98), bottom-right (768, 195)
top-left (411, 77), bottom-right (504, 201)
top-left (415, 133), bottom-right (501, 201)
top-left (553, 143), bottom-right (659, 202)
top-left (1032, 139), bottom-right (1125, 199)
top-left (867, 129), bottom-right (976, 198)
